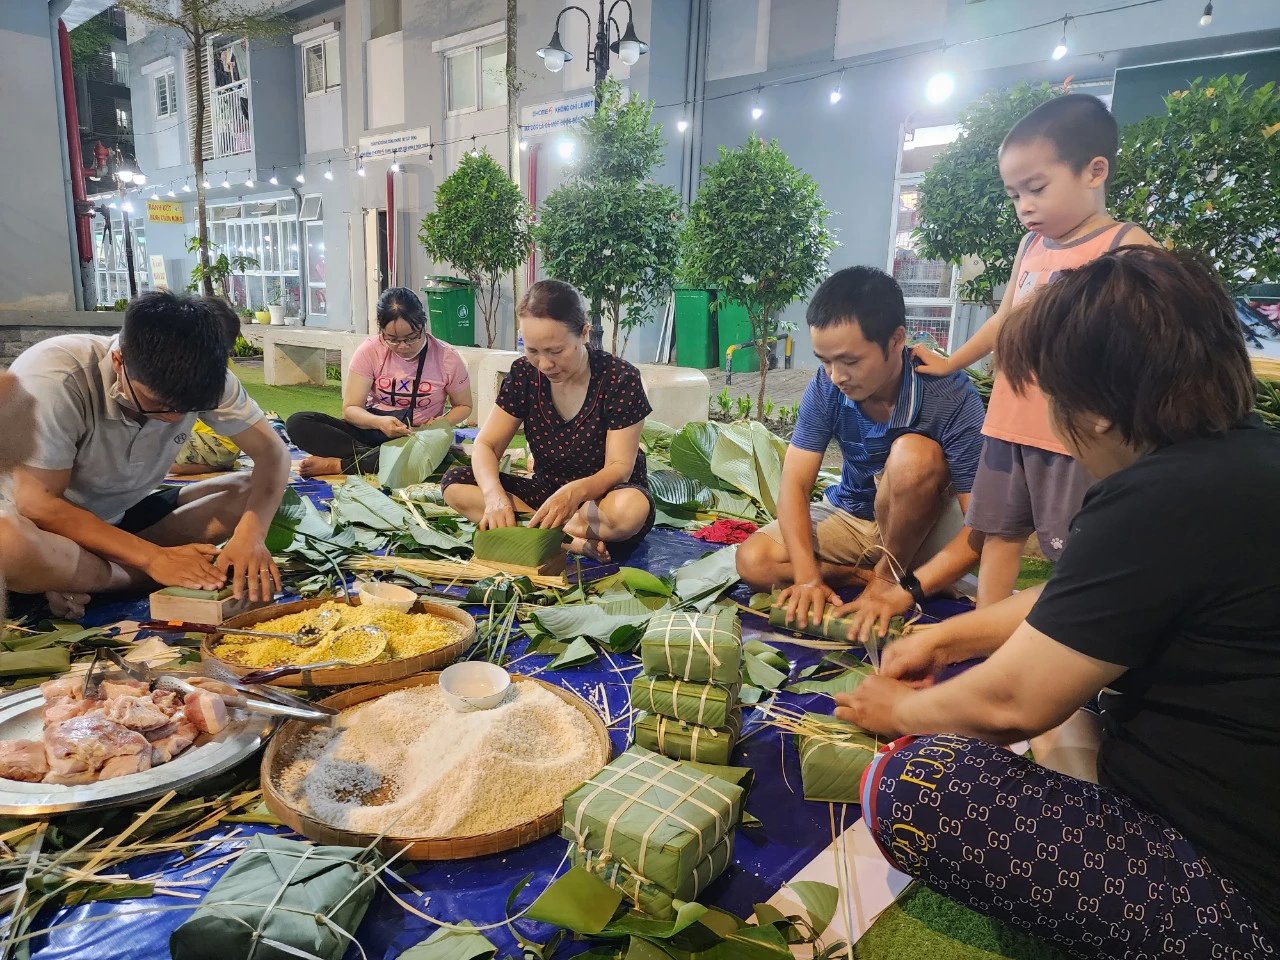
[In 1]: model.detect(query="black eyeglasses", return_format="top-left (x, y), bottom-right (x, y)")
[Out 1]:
top-left (381, 329), bottom-right (426, 348)
top-left (120, 366), bottom-right (185, 416)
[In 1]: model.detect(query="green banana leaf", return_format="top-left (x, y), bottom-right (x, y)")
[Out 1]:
top-left (592, 567), bottom-right (673, 597)
top-left (649, 469), bottom-right (714, 512)
top-left (787, 664), bottom-right (871, 695)
top-left (524, 867), bottom-right (625, 935)
top-left (669, 422), bottom-right (723, 489)
top-left (267, 489), bottom-right (359, 560)
top-left (377, 428), bottom-right (454, 490)
top-left (331, 477), bottom-right (414, 531)
top-left (0, 647), bottom-right (71, 679)
top-left (546, 636), bottom-right (598, 671)
top-left (642, 420), bottom-right (677, 459)
top-left (672, 548), bottom-right (741, 611)
top-left (473, 526), bottom-right (567, 567)
top-left (399, 922), bottom-right (497, 960)
top-left (530, 603), bottom-right (659, 642)
top-left (710, 421), bottom-right (787, 519)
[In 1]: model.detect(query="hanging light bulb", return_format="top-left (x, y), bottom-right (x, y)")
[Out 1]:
top-left (149, 191), bottom-right (159, 201)
top-left (220, 177), bottom-right (230, 189)
top-left (557, 139), bottom-right (575, 159)
top-left (1052, 17), bottom-right (1069, 60)
top-left (268, 167), bottom-right (279, 185)
top-left (925, 72), bottom-right (956, 104)
top-left (295, 172), bottom-right (306, 183)
top-left (356, 164), bottom-right (366, 177)
top-left (829, 71), bottom-right (845, 105)
top-left (167, 189), bottom-right (176, 198)
top-left (390, 152), bottom-right (401, 172)
top-left (751, 88), bottom-right (763, 121)
top-left (676, 118), bottom-right (689, 133)
top-left (183, 182), bottom-right (192, 193)
top-left (133, 173), bottom-right (147, 186)
top-left (244, 174), bottom-right (254, 187)
top-left (1200, 1), bottom-right (1213, 26)
top-left (469, 136), bottom-right (480, 158)
top-left (202, 179), bottom-right (210, 189)
top-left (324, 161), bottom-right (334, 180)
top-left (518, 138), bottom-right (528, 151)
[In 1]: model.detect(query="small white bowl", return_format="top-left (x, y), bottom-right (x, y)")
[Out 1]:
top-left (439, 662), bottom-right (512, 712)
top-left (357, 581), bottom-right (418, 613)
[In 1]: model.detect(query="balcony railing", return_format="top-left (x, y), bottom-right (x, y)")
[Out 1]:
top-left (211, 79), bottom-right (253, 157)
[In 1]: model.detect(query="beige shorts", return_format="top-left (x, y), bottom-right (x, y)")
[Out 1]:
top-left (759, 496), bottom-right (965, 570)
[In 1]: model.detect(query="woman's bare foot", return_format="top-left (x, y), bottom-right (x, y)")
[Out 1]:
top-left (299, 455), bottom-right (343, 478)
top-left (46, 592), bottom-right (90, 620)
top-left (566, 537), bottom-right (611, 562)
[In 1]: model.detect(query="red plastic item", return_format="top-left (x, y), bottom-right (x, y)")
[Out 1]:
top-left (690, 518), bottom-right (759, 545)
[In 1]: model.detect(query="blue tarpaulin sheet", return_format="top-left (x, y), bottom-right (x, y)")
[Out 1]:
top-left (24, 475), bottom-right (971, 960)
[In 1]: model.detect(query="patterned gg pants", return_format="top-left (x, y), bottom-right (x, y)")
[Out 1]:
top-left (860, 735), bottom-right (1276, 959)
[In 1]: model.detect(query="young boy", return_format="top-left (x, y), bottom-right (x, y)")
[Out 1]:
top-left (913, 94), bottom-right (1158, 605)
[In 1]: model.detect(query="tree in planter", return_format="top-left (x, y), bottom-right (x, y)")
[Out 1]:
top-left (117, 0), bottom-right (290, 298)
top-left (185, 236), bottom-right (257, 301)
top-left (419, 151), bottom-right (532, 348)
top-left (1111, 75), bottom-right (1280, 286)
top-left (913, 81), bottom-right (1059, 307)
top-left (535, 80), bottom-right (681, 356)
top-left (679, 135), bottom-right (835, 418)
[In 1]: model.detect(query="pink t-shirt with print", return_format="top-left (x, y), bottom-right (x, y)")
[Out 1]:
top-left (347, 334), bottom-right (470, 427)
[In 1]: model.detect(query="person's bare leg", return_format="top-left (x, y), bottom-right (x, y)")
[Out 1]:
top-left (442, 482), bottom-right (534, 524)
top-left (1030, 708), bottom-right (1103, 783)
top-left (873, 434), bottom-right (950, 576)
top-left (562, 488), bottom-right (651, 560)
top-left (976, 535), bottom-right (1024, 608)
top-left (298, 456), bottom-right (343, 478)
top-left (138, 474), bottom-right (254, 547)
top-left (0, 512), bottom-right (138, 596)
top-left (734, 530), bottom-right (871, 594)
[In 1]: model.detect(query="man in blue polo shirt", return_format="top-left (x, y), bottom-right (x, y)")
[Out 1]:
top-left (737, 266), bottom-right (984, 641)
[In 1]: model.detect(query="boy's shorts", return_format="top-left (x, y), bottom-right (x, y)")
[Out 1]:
top-left (757, 496), bottom-right (964, 570)
top-left (965, 437), bottom-right (1093, 560)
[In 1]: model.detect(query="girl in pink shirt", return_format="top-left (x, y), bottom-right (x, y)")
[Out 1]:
top-left (287, 288), bottom-right (473, 476)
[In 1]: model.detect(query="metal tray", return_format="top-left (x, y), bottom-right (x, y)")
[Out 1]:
top-left (0, 676), bottom-right (274, 816)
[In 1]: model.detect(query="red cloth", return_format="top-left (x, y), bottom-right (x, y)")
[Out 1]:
top-left (690, 517), bottom-right (758, 545)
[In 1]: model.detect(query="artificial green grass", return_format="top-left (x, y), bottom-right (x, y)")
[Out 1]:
top-left (232, 361), bottom-right (344, 421)
top-left (855, 885), bottom-right (1070, 960)
top-left (1015, 556), bottom-right (1054, 591)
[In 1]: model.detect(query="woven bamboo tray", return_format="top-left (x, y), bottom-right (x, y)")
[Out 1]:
top-left (204, 597), bottom-right (473, 688)
top-left (259, 673), bottom-right (612, 860)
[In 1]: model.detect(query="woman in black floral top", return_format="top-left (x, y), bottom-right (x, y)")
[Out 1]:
top-left (441, 280), bottom-right (655, 559)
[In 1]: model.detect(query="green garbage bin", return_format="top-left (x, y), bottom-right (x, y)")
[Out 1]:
top-left (716, 298), bottom-right (760, 374)
top-left (422, 276), bottom-right (476, 346)
top-left (673, 287), bottom-right (719, 369)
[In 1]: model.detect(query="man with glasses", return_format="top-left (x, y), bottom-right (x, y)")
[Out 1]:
top-left (0, 291), bottom-right (291, 615)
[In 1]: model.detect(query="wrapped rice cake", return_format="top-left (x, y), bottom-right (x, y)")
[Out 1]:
top-left (640, 608), bottom-right (742, 685)
top-left (629, 673), bottom-right (738, 729)
top-left (632, 709), bottom-right (741, 765)
top-left (561, 745), bottom-right (742, 895)
top-left (796, 713), bottom-right (880, 804)
top-left (572, 832), bottom-right (735, 919)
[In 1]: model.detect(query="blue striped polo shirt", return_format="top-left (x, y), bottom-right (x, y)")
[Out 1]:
top-left (791, 349), bottom-right (986, 520)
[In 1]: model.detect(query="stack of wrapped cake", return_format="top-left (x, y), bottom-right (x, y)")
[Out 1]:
top-left (562, 745), bottom-right (743, 918)
top-left (630, 607), bottom-right (743, 764)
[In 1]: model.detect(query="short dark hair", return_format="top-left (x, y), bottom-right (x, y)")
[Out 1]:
top-left (120, 291), bottom-right (233, 411)
top-left (1001, 93), bottom-right (1118, 184)
top-left (997, 246), bottom-right (1255, 449)
top-left (376, 287), bottom-right (428, 332)
top-left (518, 279), bottom-right (588, 335)
top-left (806, 266), bottom-right (906, 355)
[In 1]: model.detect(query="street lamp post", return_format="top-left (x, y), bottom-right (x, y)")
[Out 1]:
top-left (538, 0), bottom-right (648, 350)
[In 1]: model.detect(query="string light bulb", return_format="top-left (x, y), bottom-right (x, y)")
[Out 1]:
top-left (220, 177), bottom-right (230, 189)
top-left (829, 70), bottom-right (845, 104)
top-left (356, 164), bottom-right (366, 177)
top-left (390, 152), bottom-right (401, 172)
top-left (149, 191), bottom-right (159, 200)
top-left (167, 189), bottom-right (176, 198)
top-left (183, 182), bottom-right (192, 193)
top-left (323, 161), bottom-right (334, 180)
top-left (469, 135), bottom-right (480, 158)
top-left (557, 139), bottom-right (575, 159)
top-left (268, 167), bottom-right (279, 185)
top-left (676, 118), bottom-right (689, 133)
top-left (201, 179), bottom-right (210, 189)
top-left (925, 72), bottom-right (956, 104)
top-left (518, 138), bottom-right (528, 151)
top-left (751, 88), bottom-right (763, 121)
top-left (1200, 2), bottom-right (1213, 26)
top-left (1052, 17), bottom-right (1069, 60)
top-left (295, 172), bottom-right (306, 183)
top-left (244, 174), bottom-right (254, 187)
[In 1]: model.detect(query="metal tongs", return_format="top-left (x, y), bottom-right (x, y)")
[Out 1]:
top-left (103, 649), bottom-right (336, 726)
top-left (140, 608), bottom-right (341, 648)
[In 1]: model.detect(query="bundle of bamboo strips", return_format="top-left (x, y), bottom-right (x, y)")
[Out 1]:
top-left (347, 555), bottom-right (568, 589)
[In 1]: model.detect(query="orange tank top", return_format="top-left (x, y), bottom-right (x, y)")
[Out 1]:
top-left (983, 221), bottom-right (1141, 455)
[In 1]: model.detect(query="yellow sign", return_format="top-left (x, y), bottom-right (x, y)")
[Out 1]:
top-left (146, 200), bottom-right (185, 224)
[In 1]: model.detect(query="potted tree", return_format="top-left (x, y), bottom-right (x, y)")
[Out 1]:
top-left (419, 151), bottom-right (532, 348)
top-left (266, 290), bottom-right (285, 325)
top-left (679, 135), bottom-right (835, 417)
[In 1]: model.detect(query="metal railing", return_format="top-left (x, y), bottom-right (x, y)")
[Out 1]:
top-left (211, 80), bottom-right (253, 157)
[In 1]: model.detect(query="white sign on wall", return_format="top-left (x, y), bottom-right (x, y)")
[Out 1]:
top-left (357, 125), bottom-right (433, 161)
top-left (149, 255), bottom-right (169, 290)
top-left (520, 92), bottom-right (601, 138)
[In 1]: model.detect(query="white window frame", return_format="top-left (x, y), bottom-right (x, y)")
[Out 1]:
top-left (93, 210), bottom-right (150, 305)
top-left (305, 220), bottom-right (328, 319)
top-left (444, 38), bottom-right (506, 115)
top-left (303, 34), bottom-right (341, 97)
top-left (206, 199), bottom-right (305, 315)
top-left (152, 68), bottom-right (177, 120)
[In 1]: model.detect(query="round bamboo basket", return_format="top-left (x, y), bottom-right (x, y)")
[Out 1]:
top-left (204, 597), bottom-right (473, 688)
top-left (259, 673), bottom-right (612, 860)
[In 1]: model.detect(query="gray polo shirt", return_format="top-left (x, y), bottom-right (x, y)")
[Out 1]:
top-left (9, 334), bottom-right (263, 524)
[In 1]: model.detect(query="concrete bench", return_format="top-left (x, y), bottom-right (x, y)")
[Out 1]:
top-left (239, 324), bottom-right (366, 387)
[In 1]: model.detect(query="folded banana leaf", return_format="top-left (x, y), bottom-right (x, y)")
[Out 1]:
top-left (633, 709), bottom-right (742, 766)
top-left (377, 428), bottom-right (453, 490)
top-left (572, 832), bottom-right (735, 919)
top-left (169, 834), bottom-right (383, 960)
top-left (796, 713), bottom-right (881, 804)
top-left (680, 761), bottom-right (755, 800)
top-left (768, 593), bottom-right (906, 645)
top-left (640, 607), bottom-right (742, 684)
top-left (0, 647), bottom-right (71, 679)
top-left (561, 745), bottom-right (743, 895)
top-left (630, 673), bottom-right (739, 729)
top-left (472, 525), bottom-right (567, 567)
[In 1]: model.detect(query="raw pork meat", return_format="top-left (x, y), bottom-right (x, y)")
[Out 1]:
top-left (43, 715), bottom-right (150, 782)
top-left (0, 739), bottom-right (48, 782)
top-left (150, 689), bottom-right (184, 717)
top-left (40, 676), bottom-right (84, 702)
top-left (183, 690), bottom-right (228, 735)
top-left (103, 695), bottom-right (172, 732)
top-left (150, 720), bottom-right (199, 764)
top-left (99, 751), bottom-right (152, 780)
top-left (43, 696), bottom-right (92, 726)
top-left (100, 679), bottom-right (150, 700)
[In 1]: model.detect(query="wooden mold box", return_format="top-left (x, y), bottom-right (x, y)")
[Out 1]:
top-left (148, 586), bottom-right (266, 624)
top-left (472, 552), bottom-right (568, 579)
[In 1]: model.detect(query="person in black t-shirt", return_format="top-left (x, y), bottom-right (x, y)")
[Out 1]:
top-left (837, 248), bottom-right (1278, 957)
top-left (441, 280), bottom-right (655, 560)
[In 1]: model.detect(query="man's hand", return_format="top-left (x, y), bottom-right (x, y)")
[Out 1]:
top-left (777, 578), bottom-right (841, 630)
top-left (880, 625), bottom-right (951, 687)
top-left (833, 576), bottom-right (914, 647)
top-left (216, 527), bottom-right (283, 601)
top-left (480, 493), bottom-right (517, 530)
top-left (143, 544), bottom-right (226, 591)
top-left (909, 344), bottom-right (953, 377)
top-left (378, 416), bottom-right (413, 439)
top-left (529, 482), bottom-right (585, 530)
top-left (834, 674), bottom-right (914, 737)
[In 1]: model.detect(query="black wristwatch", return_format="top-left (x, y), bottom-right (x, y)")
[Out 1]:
top-left (898, 571), bottom-right (928, 607)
